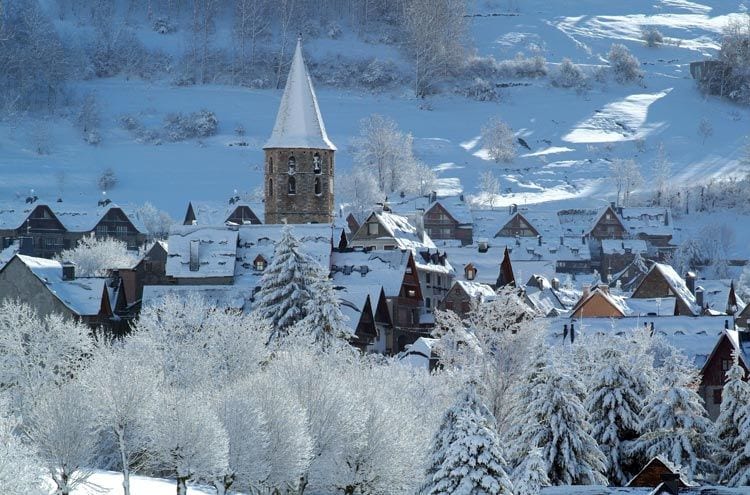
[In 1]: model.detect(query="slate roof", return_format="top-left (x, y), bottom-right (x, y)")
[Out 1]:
top-left (165, 225), bottom-right (239, 279)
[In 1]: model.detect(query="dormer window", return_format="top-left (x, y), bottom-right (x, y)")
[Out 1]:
top-left (314, 177), bottom-right (322, 195)
top-left (313, 153), bottom-right (322, 174)
top-left (288, 156), bottom-right (296, 174)
top-left (465, 264), bottom-right (477, 281)
top-left (288, 176), bottom-right (296, 195)
top-left (254, 256), bottom-right (267, 271)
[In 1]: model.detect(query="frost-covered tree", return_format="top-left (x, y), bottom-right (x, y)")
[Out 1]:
top-left (0, 301), bottom-right (93, 417)
top-left (482, 117), bottom-right (516, 163)
top-left (717, 352), bottom-right (750, 486)
top-left (0, 407), bottom-right (45, 495)
top-left (137, 202), bottom-right (174, 238)
top-left (508, 350), bottom-right (607, 485)
top-left (254, 224), bottom-right (319, 338)
top-left (55, 233), bottom-right (136, 276)
top-left (352, 114), bottom-right (435, 196)
top-left (628, 353), bottom-right (715, 480)
top-left (336, 167), bottom-right (384, 224)
top-left (698, 118), bottom-right (714, 144)
top-left (78, 342), bottom-right (159, 495)
top-left (290, 268), bottom-right (352, 352)
top-left (420, 384), bottom-right (514, 495)
top-left (610, 158), bottom-right (643, 207)
top-left (585, 347), bottom-right (643, 485)
top-left (25, 382), bottom-right (98, 495)
top-left (145, 388), bottom-right (229, 495)
top-left (608, 43), bottom-right (643, 84)
top-left (512, 447), bottom-right (550, 495)
top-left (479, 170), bottom-right (501, 207)
top-left (551, 58), bottom-right (588, 90)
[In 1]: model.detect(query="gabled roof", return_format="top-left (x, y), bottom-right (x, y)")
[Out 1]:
top-left (331, 249), bottom-right (412, 299)
top-left (632, 263), bottom-right (699, 316)
top-left (696, 278), bottom-right (745, 315)
top-left (353, 211), bottom-right (437, 251)
top-left (589, 204), bottom-right (627, 233)
top-left (183, 200), bottom-right (264, 226)
top-left (263, 38), bottom-right (336, 151)
top-left (0, 202), bottom-right (147, 233)
top-left (454, 280), bottom-right (496, 300)
top-left (494, 211), bottom-right (540, 237)
top-left (627, 456), bottom-right (694, 488)
top-left (570, 286), bottom-right (627, 318)
top-left (11, 255), bottom-right (107, 316)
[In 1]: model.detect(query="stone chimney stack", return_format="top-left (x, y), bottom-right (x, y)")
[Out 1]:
top-left (686, 271), bottom-right (696, 295)
top-left (61, 261), bottom-right (75, 281)
top-left (189, 239), bottom-right (200, 272)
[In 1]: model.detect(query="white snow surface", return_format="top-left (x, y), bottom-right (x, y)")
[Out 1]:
top-left (263, 39), bottom-right (336, 151)
top-left (57, 470), bottom-right (216, 494)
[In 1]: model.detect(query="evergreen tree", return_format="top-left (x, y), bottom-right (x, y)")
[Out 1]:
top-left (290, 267), bottom-right (352, 352)
top-left (585, 347), bottom-right (643, 485)
top-left (421, 385), bottom-right (513, 495)
top-left (254, 225), bottom-right (318, 340)
top-left (512, 447), bottom-right (549, 495)
top-left (509, 351), bottom-right (607, 485)
top-left (718, 351), bottom-right (750, 486)
top-left (628, 354), bottom-right (715, 480)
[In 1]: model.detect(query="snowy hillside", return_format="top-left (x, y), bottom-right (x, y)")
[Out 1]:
top-left (0, 0), bottom-right (748, 219)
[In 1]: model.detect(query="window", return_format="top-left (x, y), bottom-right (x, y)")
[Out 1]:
top-left (437, 275), bottom-right (442, 286)
top-left (288, 176), bottom-right (296, 195)
top-left (313, 153), bottom-right (322, 174)
top-left (407, 289), bottom-right (416, 298)
top-left (425, 297), bottom-right (431, 308)
top-left (314, 177), bottom-right (322, 195)
top-left (445, 301), bottom-right (454, 310)
top-left (713, 388), bottom-right (723, 404)
top-left (96, 225), bottom-right (108, 237)
top-left (426, 273), bottom-right (431, 284)
top-left (367, 222), bottom-right (379, 235)
top-left (268, 178), bottom-right (273, 197)
top-left (606, 213), bottom-right (612, 220)
top-left (287, 156), bottom-right (296, 174)
top-left (722, 359), bottom-right (732, 371)
top-left (254, 259), bottom-right (267, 271)
top-left (269, 156), bottom-right (273, 171)
top-left (115, 225), bottom-right (128, 237)
top-left (405, 266), bottom-right (413, 274)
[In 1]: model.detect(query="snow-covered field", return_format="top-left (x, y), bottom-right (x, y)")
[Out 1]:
top-left (1, 0), bottom-right (747, 220)
top-left (62, 471), bottom-right (214, 495)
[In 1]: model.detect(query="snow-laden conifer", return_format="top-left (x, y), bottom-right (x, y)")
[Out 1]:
top-left (421, 384), bottom-right (514, 495)
top-left (508, 350), bottom-right (606, 485)
top-left (718, 351), bottom-right (750, 486)
top-left (628, 353), bottom-right (715, 481)
top-left (585, 346), bottom-right (643, 485)
top-left (254, 224), bottom-right (318, 339)
top-left (512, 447), bottom-right (549, 495)
top-left (290, 266), bottom-right (352, 352)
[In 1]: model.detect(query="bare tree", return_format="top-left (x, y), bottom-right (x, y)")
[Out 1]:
top-left (233, 0), bottom-right (270, 81)
top-left (479, 170), bottom-right (501, 207)
top-left (698, 118), bottom-right (714, 144)
top-left (275, 0), bottom-right (297, 89)
top-left (610, 158), bottom-right (643, 206)
top-left (653, 142), bottom-right (671, 206)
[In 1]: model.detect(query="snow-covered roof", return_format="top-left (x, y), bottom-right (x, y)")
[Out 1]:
top-left (624, 297), bottom-right (678, 317)
top-left (142, 285), bottom-right (247, 311)
top-left (0, 202), bottom-right (147, 233)
top-left (472, 207), bottom-right (562, 239)
top-left (398, 337), bottom-right (438, 369)
top-left (443, 245), bottom-right (501, 286)
top-left (234, 224), bottom-right (333, 291)
top-left (455, 280), bottom-right (495, 300)
top-left (620, 207), bottom-right (672, 237)
top-left (0, 242), bottom-right (19, 269)
top-left (552, 315), bottom-right (731, 369)
top-left (263, 39), bottom-right (336, 151)
top-left (16, 255), bottom-right (106, 316)
top-left (331, 249), bottom-right (411, 298)
top-left (602, 239), bottom-right (648, 255)
top-left (557, 208), bottom-right (599, 237)
top-left (493, 236), bottom-right (591, 262)
top-left (165, 225), bottom-right (239, 279)
top-left (648, 263), bottom-right (700, 315)
top-left (541, 487), bottom-right (746, 495)
top-left (380, 211), bottom-right (436, 251)
top-left (725, 329), bottom-right (750, 369)
top-left (696, 278), bottom-right (745, 315)
top-left (184, 200), bottom-right (264, 226)
top-left (390, 195), bottom-right (474, 226)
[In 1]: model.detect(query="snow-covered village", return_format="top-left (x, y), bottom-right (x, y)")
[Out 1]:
top-left (1, 0), bottom-right (750, 494)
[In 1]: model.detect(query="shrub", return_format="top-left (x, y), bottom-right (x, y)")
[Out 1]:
top-left (496, 53), bottom-right (548, 78)
top-left (460, 77), bottom-right (500, 101)
top-left (641, 27), bottom-right (664, 47)
top-left (608, 43), bottom-right (643, 84)
top-left (97, 168), bottom-right (117, 192)
top-left (482, 117), bottom-right (516, 163)
top-left (359, 59), bottom-right (401, 90)
top-left (164, 110), bottom-right (218, 141)
top-left (153, 17), bottom-right (177, 34)
top-left (551, 58), bottom-right (588, 89)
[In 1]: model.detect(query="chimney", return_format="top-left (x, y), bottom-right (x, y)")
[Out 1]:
top-left (686, 271), bottom-right (696, 295)
top-left (415, 208), bottom-right (425, 241)
top-left (511, 203), bottom-right (518, 214)
top-left (551, 277), bottom-right (560, 290)
top-left (695, 286), bottom-right (704, 309)
top-left (560, 236), bottom-right (564, 246)
top-left (189, 239), bottom-right (200, 272)
top-left (582, 234), bottom-right (586, 245)
top-left (430, 191), bottom-right (437, 203)
top-left (478, 239), bottom-right (489, 253)
top-left (537, 235), bottom-right (542, 247)
top-left (61, 261), bottom-right (75, 281)
top-left (660, 473), bottom-right (680, 495)
top-left (582, 284), bottom-right (591, 298)
top-left (598, 283), bottom-right (609, 294)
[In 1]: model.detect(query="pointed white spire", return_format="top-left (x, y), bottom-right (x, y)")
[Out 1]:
top-left (264, 38), bottom-right (336, 150)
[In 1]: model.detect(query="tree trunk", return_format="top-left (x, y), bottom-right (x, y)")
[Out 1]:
top-left (177, 476), bottom-right (188, 495)
top-left (213, 473), bottom-right (234, 495)
top-left (117, 428), bottom-right (131, 495)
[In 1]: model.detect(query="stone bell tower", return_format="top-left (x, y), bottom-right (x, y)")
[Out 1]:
top-left (263, 37), bottom-right (336, 224)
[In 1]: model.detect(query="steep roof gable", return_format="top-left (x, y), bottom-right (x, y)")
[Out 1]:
top-left (263, 38), bottom-right (336, 151)
top-left (495, 212), bottom-right (540, 237)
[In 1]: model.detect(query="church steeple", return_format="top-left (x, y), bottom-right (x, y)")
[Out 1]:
top-left (263, 38), bottom-right (336, 225)
top-left (263, 37), bottom-right (336, 151)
